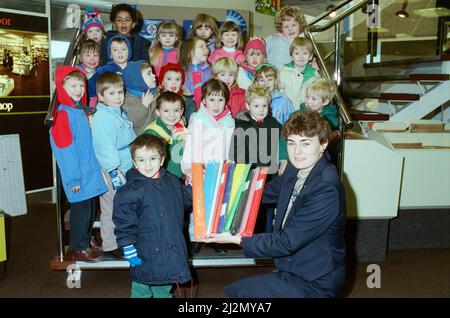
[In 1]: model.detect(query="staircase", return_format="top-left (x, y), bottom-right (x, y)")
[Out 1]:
top-left (343, 54), bottom-right (450, 124)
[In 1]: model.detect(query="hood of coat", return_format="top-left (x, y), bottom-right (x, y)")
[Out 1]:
top-left (122, 60), bottom-right (152, 96)
top-left (106, 34), bottom-right (132, 62)
top-left (55, 65), bottom-right (88, 107)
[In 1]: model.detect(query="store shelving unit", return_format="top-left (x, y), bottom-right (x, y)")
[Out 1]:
top-left (0, 75), bottom-right (14, 96)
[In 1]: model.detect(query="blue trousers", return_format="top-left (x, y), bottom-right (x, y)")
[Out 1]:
top-left (70, 197), bottom-right (97, 251)
top-left (225, 266), bottom-right (345, 298)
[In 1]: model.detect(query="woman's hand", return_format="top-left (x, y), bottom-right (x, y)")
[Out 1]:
top-left (198, 232), bottom-right (242, 245)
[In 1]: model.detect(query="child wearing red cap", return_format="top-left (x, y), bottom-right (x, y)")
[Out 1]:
top-left (158, 63), bottom-right (185, 96)
top-left (237, 37), bottom-right (266, 90)
top-left (158, 63), bottom-right (196, 124)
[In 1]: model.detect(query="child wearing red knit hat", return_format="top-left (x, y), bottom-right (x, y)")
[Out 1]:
top-left (237, 37), bottom-right (266, 90)
top-left (158, 63), bottom-right (185, 96)
top-left (158, 63), bottom-right (197, 124)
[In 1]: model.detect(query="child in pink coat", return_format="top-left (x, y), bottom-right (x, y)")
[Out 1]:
top-left (208, 21), bottom-right (245, 65)
top-left (149, 21), bottom-right (182, 78)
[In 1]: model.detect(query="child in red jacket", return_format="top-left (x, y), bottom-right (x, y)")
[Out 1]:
top-left (212, 57), bottom-right (246, 117)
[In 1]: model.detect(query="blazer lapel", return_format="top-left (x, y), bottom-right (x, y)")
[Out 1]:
top-left (273, 163), bottom-right (298, 231)
top-left (272, 155), bottom-right (330, 232)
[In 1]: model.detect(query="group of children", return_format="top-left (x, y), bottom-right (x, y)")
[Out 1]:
top-left (50, 4), bottom-right (340, 297)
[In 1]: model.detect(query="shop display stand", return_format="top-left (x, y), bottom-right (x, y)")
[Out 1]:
top-left (12, 53), bottom-right (32, 76)
top-left (0, 75), bottom-right (14, 96)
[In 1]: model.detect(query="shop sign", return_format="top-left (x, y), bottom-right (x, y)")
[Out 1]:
top-left (0, 102), bottom-right (13, 112)
top-left (0, 18), bottom-right (12, 26)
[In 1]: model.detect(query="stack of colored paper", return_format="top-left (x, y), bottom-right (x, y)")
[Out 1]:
top-left (192, 160), bottom-right (268, 239)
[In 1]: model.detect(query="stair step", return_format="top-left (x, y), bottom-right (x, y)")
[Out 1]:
top-left (344, 75), bottom-right (409, 82)
top-left (344, 74), bottom-right (450, 82)
top-left (50, 254), bottom-right (129, 270)
top-left (64, 220), bottom-right (100, 231)
top-left (345, 92), bottom-right (421, 101)
top-left (363, 54), bottom-right (450, 68)
top-left (50, 249), bottom-right (274, 270)
top-left (408, 74), bottom-right (450, 81)
top-left (349, 110), bottom-right (390, 121)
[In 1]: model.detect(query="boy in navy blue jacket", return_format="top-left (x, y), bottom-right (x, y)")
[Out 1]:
top-left (112, 134), bottom-right (192, 298)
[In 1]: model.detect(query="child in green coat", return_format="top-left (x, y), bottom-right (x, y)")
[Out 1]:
top-left (143, 91), bottom-right (188, 179)
top-left (299, 78), bottom-right (338, 130)
top-left (297, 78), bottom-right (340, 161)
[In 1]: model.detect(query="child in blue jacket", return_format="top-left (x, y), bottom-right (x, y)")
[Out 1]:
top-left (91, 72), bottom-right (136, 258)
top-left (253, 64), bottom-right (294, 125)
top-left (49, 66), bottom-right (108, 262)
top-left (88, 34), bottom-right (132, 106)
top-left (113, 134), bottom-right (193, 298)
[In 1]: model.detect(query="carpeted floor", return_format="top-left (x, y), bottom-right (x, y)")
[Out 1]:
top-left (0, 191), bottom-right (449, 298)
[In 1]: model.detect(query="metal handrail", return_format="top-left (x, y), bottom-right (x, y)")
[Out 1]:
top-left (306, 0), bottom-right (358, 28)
top-left (305, 29), bottom-right (350, 178)
top-left (302, 0), bottom-right (375, 177)
top-left (304, 29), bottom-right (353, 130)
top-left (301, 0), bottom-right (374, 129)
top-left (306, 0), bottom-right (371, 33)
top-left (44, 27), bottom-right (83, 127)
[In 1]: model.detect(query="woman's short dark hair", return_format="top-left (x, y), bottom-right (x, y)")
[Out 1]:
top-left (282, 110), bottom-right (331, 144)
top-left (130, 134), bottom-right (167, 160)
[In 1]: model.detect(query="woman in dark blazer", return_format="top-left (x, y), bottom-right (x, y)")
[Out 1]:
top-left (202, 110), bottom-right (346, 298)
